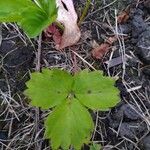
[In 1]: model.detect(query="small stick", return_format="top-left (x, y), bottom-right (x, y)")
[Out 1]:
top-left (71, 50), bottom-right (96, 71)
top-left (36, 34), bottom-right (42, 72)
top-left (70, 47), bottom-right (80, 74)
top-left (35, 34), bottom-right (42, 148)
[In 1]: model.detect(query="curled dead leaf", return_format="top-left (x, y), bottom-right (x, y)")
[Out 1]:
top-left (92, 43), bottom-right (110, 59)
top-left (44, 24), bottom-right (62, 45)
top-left (56, 0), bottom-right (81, 50)
top-left (117, 11), bottom-right (129, 24)
top-left (91, 36), bottom-right (117, 59)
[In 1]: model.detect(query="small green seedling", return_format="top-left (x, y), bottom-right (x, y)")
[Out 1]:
top-left (25, 69), bottom-right (119, 150)
top-left (0, 0), bottom-right (57, 37)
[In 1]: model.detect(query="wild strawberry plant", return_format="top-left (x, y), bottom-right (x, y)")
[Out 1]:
top-left (0, 0), bottom-right (119, 149)
top-left (25, 69), bottom-right (119, 150)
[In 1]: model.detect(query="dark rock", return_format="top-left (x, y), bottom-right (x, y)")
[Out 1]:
top-left (129, 7), bottom-right (150, 64)
top-left (144, 0), bottom-right (150, 13)
top-left (141, 135), bottom-right (150, 150)
top-left (110, 106), bottom-right (123, 122)
top-left (137, 27), bottom-right (150, 64)
top-left (0, 79), bottom-right (7, 92)
top-left (121, 104), bottom-right (140, 120)
top-left (110, 104), bottom-right (141, 122)
top-left (45, 52), bottom-right (66, 66)
top-left (142, 66), bottom-right (150, 77)
top-left (0, 131), bottom-right (7, 140)
top-left (119, 123), bottom-right (135, 139)
top-left (118, 24), bottom-right (132, 34)
top-left (130, 8), bottom-right (148, 38)
top-left (3, 45), bottom-right (33, 68)
top-left (119, 122), bottom-right (147, 139)
top-left (108, 117), bottom-right (120, 128)
top-left (116, 141), bottom-right (135, 150)
top-left (116, 79), bottom-right (128, 98)
top-left (0, 29), bottom-right (34, 93)
top-left (0, 40), bottom-right (15, 55)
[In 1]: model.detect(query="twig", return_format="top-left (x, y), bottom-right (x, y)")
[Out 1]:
top-left (36, 34), bottom-right (42, 72)
top-left (70, 47), bottom-right (80, 74)
top-left (35, 34), bottom-right (42, 149)
top-left (71, 50), bottom-right (96, 70)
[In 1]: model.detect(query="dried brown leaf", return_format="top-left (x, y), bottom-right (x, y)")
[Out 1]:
top-left (92, 36), bottom-right (117, 59)
top-left (117, 11), bottom-right (129, 24)
top-left (92, 43), bottom-right (110, 59)
top-left (44, 24), bottom-right (62, 45)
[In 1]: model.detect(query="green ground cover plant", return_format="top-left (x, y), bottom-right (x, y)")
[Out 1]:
top-left (0, 0), bottom-right (120, 149)
top-left (25, 69), bottom-right (119, 149)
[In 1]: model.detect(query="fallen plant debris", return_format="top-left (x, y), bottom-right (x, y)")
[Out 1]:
top-left (91, 8), bottom-right (131, 60)
top-left (91, 36), bottom-right (117, 59)
top-left (104, 56), bottom-right (127, 68)
top-left (117, 8), bottom-right (130, 24)
top-left (55, 0), bottom-right (81, 49)
top-left (44, 24), bottom-right (62, 46)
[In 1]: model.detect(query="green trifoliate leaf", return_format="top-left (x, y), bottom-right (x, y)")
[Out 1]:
top-left (0, 12), bottom-right (21, 22)
top-left (34, 0), bottom-right (57, 16)
top-left (19, 0), bottom-right (57, 37)
top-left (25, 68), bottom-right (119, 149)
top-left (0, 0), bottom-right (35, 22)
top-left (25, 69), bottom-right (73, 109)
top-left (73, 70), bottom-right (119, 110)
top-left (0, 0), bottom-right (57, 37)
top-left (45, 99), bottom-right (94, 150)
top-left (18, 7), bottom-right (56, 38)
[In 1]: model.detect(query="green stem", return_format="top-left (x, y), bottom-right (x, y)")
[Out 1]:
top-left (78, 0), bottom-right (91, 26)
top-left (55, 21), bottom-right (64, 31)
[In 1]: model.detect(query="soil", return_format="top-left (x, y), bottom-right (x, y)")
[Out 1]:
top-left (0, 0), bottom-right (150, 150)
